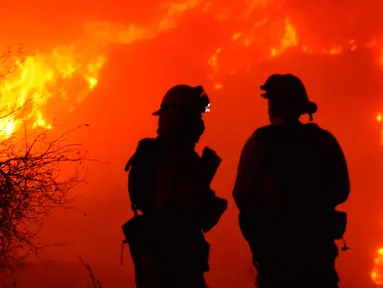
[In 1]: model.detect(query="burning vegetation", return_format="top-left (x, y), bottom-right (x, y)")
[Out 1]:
top-left (2, 1), bottom-right (383, 138)
top-left (0, 48), bottom-right (105, 138)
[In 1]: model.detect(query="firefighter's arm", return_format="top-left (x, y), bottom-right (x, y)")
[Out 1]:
top-left (325, 131), bottom-right (351, 206)
top-left (233, 134), bottom-right (259, 211)
top-left (233, 133), bottom-right (264, 259)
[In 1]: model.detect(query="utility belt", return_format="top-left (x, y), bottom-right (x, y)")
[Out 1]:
top-left (274, 209), bottom-right (347, 241)
top-left (121, 213), bottom-right (210, 272)
top-left (240, 209), bottom-right (348, 263)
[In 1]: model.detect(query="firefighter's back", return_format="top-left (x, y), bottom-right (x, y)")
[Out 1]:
top-left (255, 122), bottom-right (344, 288)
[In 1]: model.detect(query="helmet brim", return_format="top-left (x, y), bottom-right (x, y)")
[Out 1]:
top-left (260, 85), bottom-right (268, 98)
top-left (152, 109), bottom-right (161, 116)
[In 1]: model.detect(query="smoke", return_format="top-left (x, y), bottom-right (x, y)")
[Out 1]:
top-left (2, 0), bottom-right (382, 42)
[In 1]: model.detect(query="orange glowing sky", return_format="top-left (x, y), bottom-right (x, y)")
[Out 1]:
top-left (1, 0), bottom-right (383, 287)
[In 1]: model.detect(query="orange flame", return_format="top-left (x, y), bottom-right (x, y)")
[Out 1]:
top-left (270, 18), bottom-right (298, 57)
top-left (2, 0), bottom-right (383, 146)
top-left (376, 113), bottom-right (383, 145)
top-left (207, 15), bottom-right (383, 89)
top-left (0, 47), bottom-right (106, 138)
top-left (0, 0), bottom-right (204, 139)
top-left (372, 248), bottom-right (383, 285)
top-left (205, 13), bottom-right (383, 154)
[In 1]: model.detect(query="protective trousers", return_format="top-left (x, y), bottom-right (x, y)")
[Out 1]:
top-left (255, 242), bottom-right (339, 288)
top-left (135, 262), bottom-right (207, 288)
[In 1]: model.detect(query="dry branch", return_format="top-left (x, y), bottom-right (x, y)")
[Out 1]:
top-left (0, 46), bottom-right (91, 275)
top-left (0, 124), bottom-right (89, 273)
top-left (79, 257), bottom-right (102, 288)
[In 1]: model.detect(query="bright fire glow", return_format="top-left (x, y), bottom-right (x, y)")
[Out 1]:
top-left (2, 1), bottom-right (383, 140)
top-left (0, 0), bottom-right (203, 139)
top-left (270, 18), bottom-right (298, 57)
top-left (0, 48), bottom-right (106, 139)
top-left (372, 248), bottom-right (383, 285)
top-left (206, 15), bottom-right (383, 90)
top-left (376, 114), bottom-right (383, 145)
